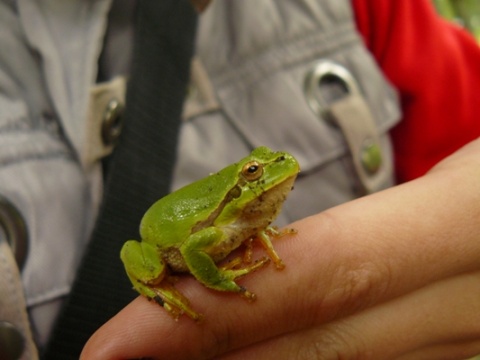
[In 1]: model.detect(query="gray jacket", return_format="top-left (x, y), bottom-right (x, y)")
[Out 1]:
top-left (0, 0), bottom-right (400, 358)
top-left (0, 0), bottom-right (122, 356)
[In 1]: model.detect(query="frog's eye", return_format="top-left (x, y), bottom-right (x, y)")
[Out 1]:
top-left (242, 161), bottom-right (263, 181)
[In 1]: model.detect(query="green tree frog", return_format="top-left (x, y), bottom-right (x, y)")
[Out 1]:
top-left (120, 146), bottom-right (300, 321)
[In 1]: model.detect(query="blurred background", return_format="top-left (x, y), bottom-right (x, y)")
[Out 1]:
top-left (433, 0), bottom-right (480, 42)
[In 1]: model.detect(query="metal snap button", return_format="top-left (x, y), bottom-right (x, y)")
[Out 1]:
top-left (304, 61), bottom-right (362, 124)
top-left (361, 139), bottom-right (382, 175)
top-left (101, 98), bottom-right (124, 146)
top-left (0, 321), bottom-right (24, 360)
top-left (0, 196), bottom-right (28, 271)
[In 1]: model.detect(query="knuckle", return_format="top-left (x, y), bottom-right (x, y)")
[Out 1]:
top-left (323, 256), bottom-right (393, 316)
top-left (296, 323), bottom-right (370, 360)
top-left (314, 210), bottom-right (394, 318)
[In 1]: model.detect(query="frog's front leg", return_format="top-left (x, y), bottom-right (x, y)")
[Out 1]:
top-left (121, 240), bottom-right (203, 321)
top-left (256, 226), bottom-right (297, 270)
top-left (181, 227), bottom-right (270, 301)
top-left (241, 226), bottom-right (296, 270)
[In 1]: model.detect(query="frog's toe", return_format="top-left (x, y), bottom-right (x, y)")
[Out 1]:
top-left (220, 256), bottom-right (243, 270)
top-left (153, 295), bottom-right (165, 306)
top-left (149, 282), bottom-right (204, 322)
top-left (159, 299), bottom-right (184, 320)
top-left (151, 293), bottom-right (184, 320)
top-left (239, 286), bottom-right (257, 302)
top-left (226, 256), bottom-right (270, 280)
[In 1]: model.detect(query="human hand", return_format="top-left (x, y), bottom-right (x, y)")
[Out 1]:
top-left (81, 139), bottom-right (480, 360)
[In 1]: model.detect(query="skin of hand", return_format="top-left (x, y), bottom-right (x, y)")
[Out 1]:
top-left (81, 138), bottom-right (480, 360)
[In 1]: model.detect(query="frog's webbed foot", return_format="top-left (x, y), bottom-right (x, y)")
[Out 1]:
top-left (239, 286), bottom-right (257, 302)
top-left (150, 279), bottom-right (204, 322)
top-left (219, 256), bottom-right (244, 271)
top-left (221, 256), bottom-right (270, 301)
top-left (223, 256), bottom-right (270, 279)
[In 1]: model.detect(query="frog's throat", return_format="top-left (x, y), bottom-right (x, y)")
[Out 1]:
top-left (205, 174), bottom-right (297, 264)
top-left (231, 174), bottom-right (296, 230)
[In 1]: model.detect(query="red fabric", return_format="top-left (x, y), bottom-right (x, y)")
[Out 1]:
top-left (352, 0), bottom-right (480, 182)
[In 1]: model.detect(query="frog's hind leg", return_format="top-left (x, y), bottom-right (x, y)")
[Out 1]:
top-left (181, 227), bottom-right (270, 301)
top-left (150, 280), bottom-right (204, 322)
top-left (121, 240), bottom-right (203, 321)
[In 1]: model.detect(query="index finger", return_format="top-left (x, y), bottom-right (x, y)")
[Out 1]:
top-left (82, 142), bottom-right (480, 359)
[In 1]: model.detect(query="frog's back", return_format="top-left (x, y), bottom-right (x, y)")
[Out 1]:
top-left (139, 164), bottom-right (238, 247)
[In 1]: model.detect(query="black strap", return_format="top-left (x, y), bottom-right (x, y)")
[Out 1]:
top-left (43, 1), bottom-right (197, 358)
